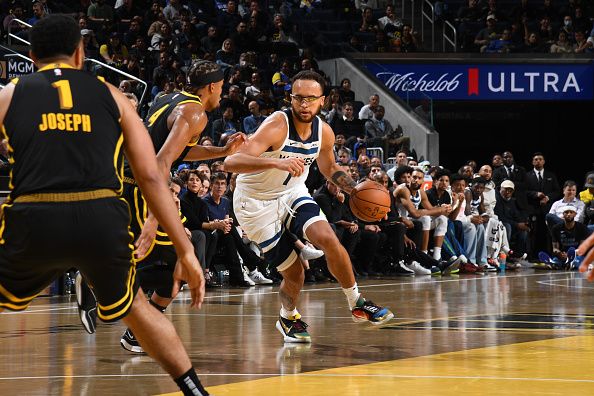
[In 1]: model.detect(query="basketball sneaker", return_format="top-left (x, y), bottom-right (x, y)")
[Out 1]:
top-left (276, 315), bottom-right (312, 343)
top-left (406, 261), bottom-right (431, 275)
top-left (248, 269), bottom-right (273, 285)
top-left (121, 328), bottom-right (145, 353)
top-left (351, 297), bottom-right (394, 325)
top-left (299, 244), bottom-right (324, 261)
top-left (75, 271), bottom-right (97, 334)
top-left (393, 260), bottom-right (415, 276)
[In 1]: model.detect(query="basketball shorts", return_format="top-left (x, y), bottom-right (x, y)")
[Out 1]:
top-left (234, 187), bottom-right (326, 271)
top-left (123, 181), bottom-right (174, 259)
top-left (0, 197), bottom-right (138, 322)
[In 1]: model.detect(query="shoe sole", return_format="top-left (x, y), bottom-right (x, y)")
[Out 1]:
top-left (120, 338), bottom-right (145, 354)
top-left (442, 258), bottom-right (462, 275)
top-left (251, 279), bottom-right (274, 285)
top-left (352, 311), bottom-right (395, 326)
top-left (75, 273), bottom-right (96, 335)
top-left (275, 321), bottom-right (311, 343)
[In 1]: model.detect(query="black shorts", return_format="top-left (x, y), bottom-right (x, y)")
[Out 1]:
top-left (123, 182), bottom-right (173, 258)
top-left (0, 197), bottom-right (138, 322)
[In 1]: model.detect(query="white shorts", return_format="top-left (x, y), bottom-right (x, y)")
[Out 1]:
top-left (234, 186), bottom-right (326, 271)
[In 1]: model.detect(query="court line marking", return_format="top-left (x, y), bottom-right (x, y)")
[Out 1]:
top-left (0, 372), bottom-right (593, 383)
top-left (536, 278), bottom-right (594, 289)
top-left (183, 272), bottom-right (571, 302)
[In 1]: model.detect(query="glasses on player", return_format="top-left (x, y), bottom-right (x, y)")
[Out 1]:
top-left (290, 94), bottom-right (323, 105)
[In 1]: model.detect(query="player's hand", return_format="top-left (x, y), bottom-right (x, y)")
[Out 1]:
top-left (277, 157), bottom-right (305, 177)
top-left (578, 232), bottom-right (594, 281)
top-left (402, 218), bottom-right (414, 229)
top-left (172, 252), bottom-right (205, 309)
top-left (223, 132), bottom-right (248, 155)
top-left (135, 216), bottom-right (158, 259)
top-left (404, 235), bottom-right (416, 249)
top-left (470, 215), bottom-right (482, 225)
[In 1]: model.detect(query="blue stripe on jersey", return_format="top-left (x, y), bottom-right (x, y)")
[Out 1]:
top-left (260, 229), bottom-right (283, 248)
top-left (281, 145), bottom-right (319, 155)
top-left (290, 196), bottom-right (315, 210)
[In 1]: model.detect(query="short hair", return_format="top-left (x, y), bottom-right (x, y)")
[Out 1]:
top-left (343, 101), bottom-right (354, 109)
top-left (210, 172), bottom-right (227, 183)
top-left (393, 165), bottom-right (414, 182)
top-left (170, 176), bottom-right (184, 189)
top-left (532, 152), bottom-right (544, 158)
top-left (434, 168), bottom-right (451, 180)
top-left (563, 180), bottom-right (576, 189)
top-left (470, 176), bottom-right (487, 186)
top-left (396, 149), bottom-right (408, 157)
top-left (450, 173), bottom-right (467, 184)
top-left (291, 70), bottom-right (326, 92)
top-left (211, 160), bottom-right (224, 172)
top-left (30, 15), bottom-right (81, 60)
top-left (186, 169), bottom-right (207, 183)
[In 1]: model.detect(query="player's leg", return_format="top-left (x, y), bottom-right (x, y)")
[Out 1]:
top-left (122, 289), bottom-right (209, 396)
top-left (303, 213), bottom-right (393, 325)
top-left (276, 258), bottom-right (311, 343)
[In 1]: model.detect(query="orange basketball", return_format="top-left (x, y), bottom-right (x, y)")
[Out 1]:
top-left (349, 180), bottom-right (391, 222)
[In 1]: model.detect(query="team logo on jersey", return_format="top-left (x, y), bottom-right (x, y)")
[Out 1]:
top-left (54, 69), bottom-right (62, 76)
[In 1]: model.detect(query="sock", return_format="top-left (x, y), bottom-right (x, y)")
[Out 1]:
top-left (460, 255), bottom-right (468, 264)
top-left (174, 368), bottom-right (209, 396)
top-left (432, 247), bottom-right (442, 260)
top-left (149, 299), bottom-right (167, 313)
top-left (422, 250), bottom-right (428, 254)
top-left (280, 306), bottom-right (299, 320)
top-left (342, 284), bottom-right (361, 310)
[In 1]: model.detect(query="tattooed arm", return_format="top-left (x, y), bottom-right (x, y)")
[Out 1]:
top-left (317, 122), bottom-right (357, 195)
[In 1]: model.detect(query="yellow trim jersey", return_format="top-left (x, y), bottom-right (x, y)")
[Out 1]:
top-left (2, 63), bottom-right (123, 199)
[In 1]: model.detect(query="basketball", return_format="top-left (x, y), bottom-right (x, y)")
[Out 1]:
top-left (349, 180), bottom-right (391, 222)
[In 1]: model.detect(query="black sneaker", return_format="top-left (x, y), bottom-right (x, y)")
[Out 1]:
top-left (393, 260), bottom-right (415, 276)
top-left (304, 268), bottom-right (316, 283)
top-left (75, 271), bottom-right (97, 334)
top-left (121, 328), bottom-right (145, 354)
top-left (275, 315), bottom-right (312, 343)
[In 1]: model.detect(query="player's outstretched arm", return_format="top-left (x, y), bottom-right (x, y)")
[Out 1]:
top-left (184, 131), bottom-right (247, 161)
top-left (224, 113), bottom-right (304, 175)
top-left (316, 123), bottom-right (356, 194)
top-left (113, 85), bottom-right (204, 308)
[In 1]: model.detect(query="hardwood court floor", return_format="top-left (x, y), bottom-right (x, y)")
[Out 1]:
top-left (1, 270), bottom-right (594, 395)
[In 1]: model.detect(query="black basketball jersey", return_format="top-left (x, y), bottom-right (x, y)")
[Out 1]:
top-left (123, 91), bottom-right (202, 178)
top-left (2, 63), bottom-right (123, 199)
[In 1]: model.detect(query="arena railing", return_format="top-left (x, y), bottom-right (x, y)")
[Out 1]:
top-left (443, 20), bottom-right (457, 52)
top-left (421, 0), bottom-right (435, 51)
top-left (5, 22), bottom-right (148, 113)
top-left (402, 0), bottom-right (416, 30)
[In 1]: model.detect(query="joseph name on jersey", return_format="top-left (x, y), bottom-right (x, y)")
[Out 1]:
top-left (236, 109), bottom-right (323, 200)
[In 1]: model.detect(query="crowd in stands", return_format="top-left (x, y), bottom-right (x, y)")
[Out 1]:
top-left (1, 0), bottom-right (592, 289)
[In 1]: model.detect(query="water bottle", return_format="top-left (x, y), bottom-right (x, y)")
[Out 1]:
top-left (498, 253), bottom-right (507, 273)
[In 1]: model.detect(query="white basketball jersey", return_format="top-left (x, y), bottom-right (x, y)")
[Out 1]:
top-left (236, 110), bottom-right (323, 200)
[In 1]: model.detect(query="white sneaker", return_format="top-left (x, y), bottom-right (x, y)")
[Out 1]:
top-left (459, 255), bottom-right (468, 264)
top-left (249, 269), bottom-right (273, 285)
top-left (242, 268), bottom-right (256, 286)
top-left (406, 261), bottom-right (431, 275)
top-left (482, 263), bottom-right (497, 272)
top-left (299, 244), bottom-right (324, 261)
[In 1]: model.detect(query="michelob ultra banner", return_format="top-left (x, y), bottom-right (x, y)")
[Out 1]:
top-left (364, 63), bottom-right (594, 100)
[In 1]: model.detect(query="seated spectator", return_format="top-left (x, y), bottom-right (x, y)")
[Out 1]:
top-left (550, 31), bottom-right (575, 53)
top-left (333, 134), bottom-right (350, 157)
top-left (245, 72), bottom-right (263, 102)
top-left (547, 180), bottom-right (586, 228)
top-left (87, 0), bottom-right (113, 25)
top-left (332, 102), bottom-right (364, 149)
top-left (358, 94), bottom-right (379, 121)
top-left (201, 26), bottom-right (222, 55)
top-left (523, 32), bottom-right (547, 52)
top-left (378, 4), bottom-right (403, 39)
top-left (537, 0), bottom-right (559, 21)
top-left (82, 29), bottom-right (100, 60)
top-left (243, 101), bottom-right (266, 134)
top-left (211, 161), bottom-right (225, 174)
top-left (484, 29), bottom-right (513, 53)
top-left (572, 6), bottom-right (591, 35)
top-left (100, 32), bottom-right (129, 68)
top-left (400, 24), bottom-right (419, 52)
top-left (216, 39), bottom-right (238, 72)
top-left (338, 78), bottom-right (356, 103)
top-left (212, 107), bottom-right (240, 146)
top-left (559, 15), bottom-right (575, 43)
top-left (574, 30), bottom-right (592, 53)
top-left (537, 16), bottom-right (555, 44)
top-left (152, 52), bottom-right (176, 85)
top-left (359, 8), bottom-right (379, 33)
top-left (268, 13), bottom-right (294, 43)
top-left (219, 84), bottom-right (247, 122)
top-left (322, 89), bottom-right (343, 124)
top-left (365, 105), bottom-right (410, 157)
top-left (272, 60), bottom-right (292, 98)
top-left (475, 14), bottom-right (500, 52)
top-left (357, 154), bottom-right (371, 177)
top-left (579, 173), bottom-right (594, 205)
top-left (218, 0), bottom-right (243, 37)
top-left (495, 180), bottom-right (530, 260)
top-left (538, 206), bottom-right (589, 270)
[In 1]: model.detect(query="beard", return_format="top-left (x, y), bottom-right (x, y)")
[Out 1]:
top-left (292, 103), bottom-right (321, 123)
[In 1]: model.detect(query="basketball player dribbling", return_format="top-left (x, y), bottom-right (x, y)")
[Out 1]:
top-left (224, 71), bottom-right (394, 343)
